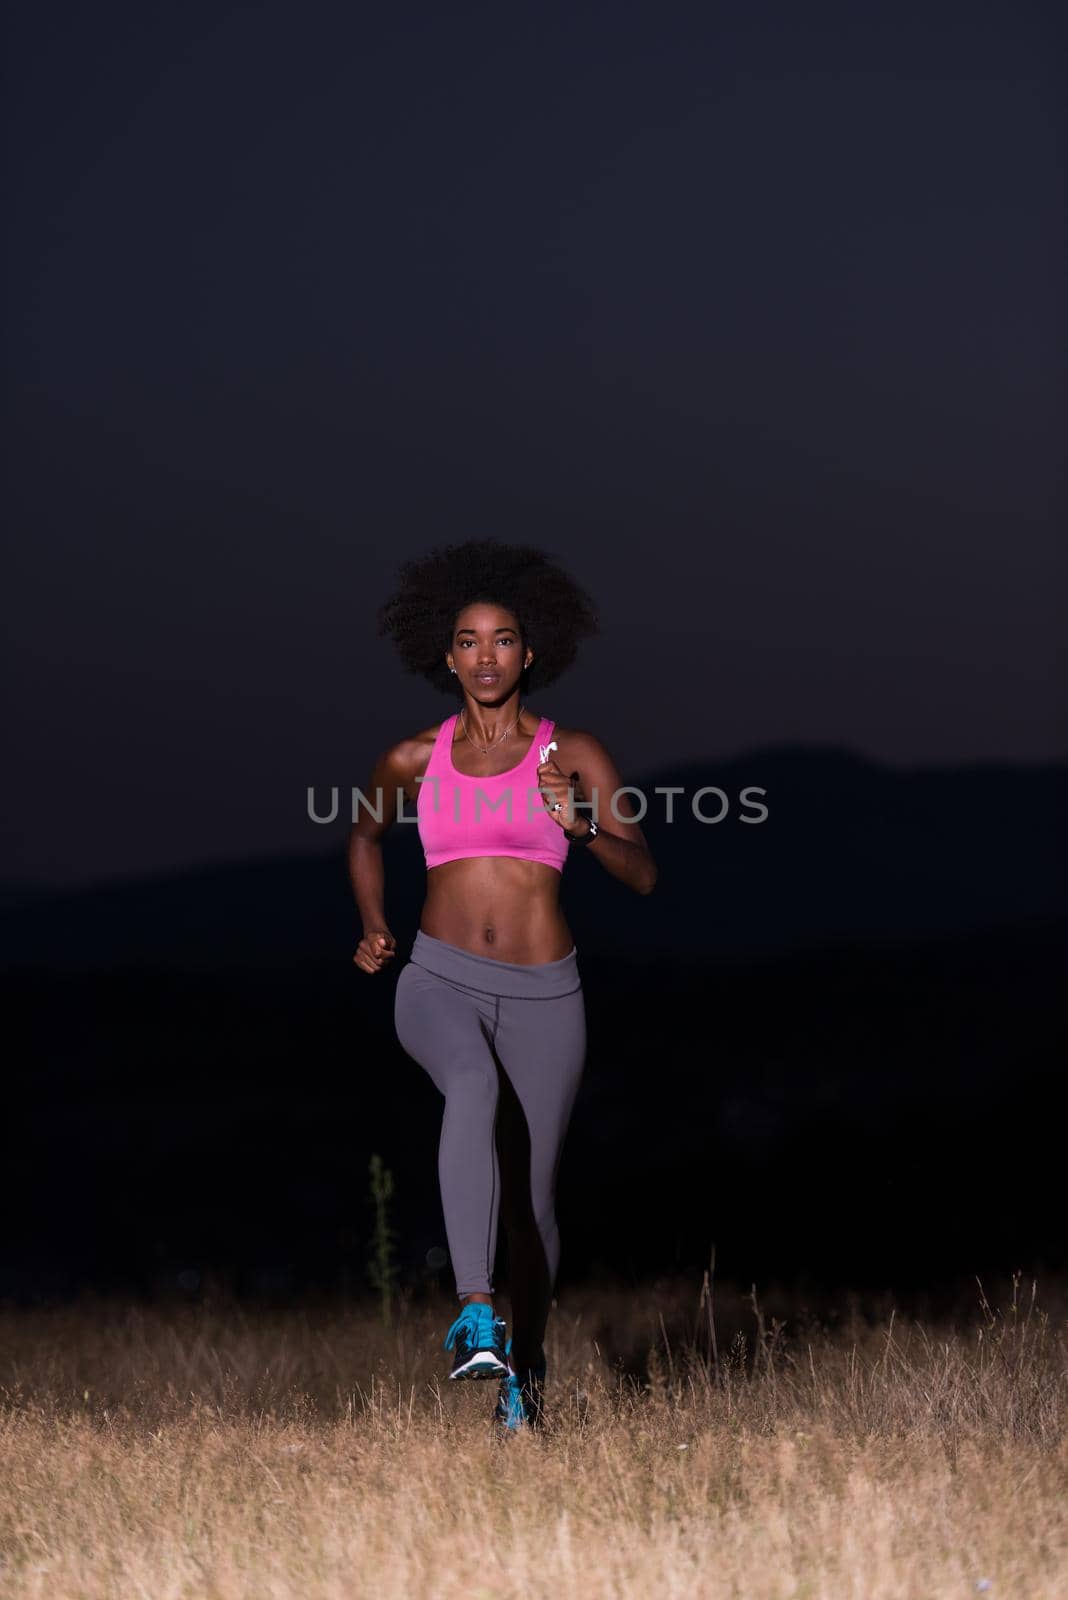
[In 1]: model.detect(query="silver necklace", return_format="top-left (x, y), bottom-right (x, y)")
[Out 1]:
top-left (459, 702), bottom-right (524, 754)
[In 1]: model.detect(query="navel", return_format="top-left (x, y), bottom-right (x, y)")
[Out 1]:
top-left (482, 926), bottom-right (496, 946)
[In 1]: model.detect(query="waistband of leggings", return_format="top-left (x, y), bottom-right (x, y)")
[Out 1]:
top-left (407, 929), bottom-right (582, 999)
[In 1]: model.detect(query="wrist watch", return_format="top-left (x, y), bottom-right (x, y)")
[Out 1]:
top-left (566, 816), bottom-right (599, 845)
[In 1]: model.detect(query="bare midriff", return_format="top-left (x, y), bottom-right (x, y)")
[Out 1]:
top-left (420, 856), bottom-right (575, 964)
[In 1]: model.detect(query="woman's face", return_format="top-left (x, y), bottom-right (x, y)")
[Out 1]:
top-left (446, 602), bottom-right (532, 700)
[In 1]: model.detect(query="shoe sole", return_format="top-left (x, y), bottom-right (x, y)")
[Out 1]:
top-left (448, 1352), bottom-right (509, 1379)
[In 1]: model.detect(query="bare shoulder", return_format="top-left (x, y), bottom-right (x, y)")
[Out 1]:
top-left (369, 720), bottom-right (446, 803)
top-left (383, 723), bottom-right (441, 790)
top-left (351, 721), bottom-right (449, 841)
top-left (549, 725), bottom-right (647, 829)
top-left (547, 724), bottom-right (616, 774)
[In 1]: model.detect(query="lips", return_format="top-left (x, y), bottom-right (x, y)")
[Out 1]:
top-left (476, 673), bottom-right (500, 683)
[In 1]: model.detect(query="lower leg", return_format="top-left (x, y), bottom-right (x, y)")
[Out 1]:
top-left (504, 1216), bottom-right (553, 1370)
top-left (490, 998), bottom-right (583, 1375)
top-left (436, 1060), bottom-right (501, 1305)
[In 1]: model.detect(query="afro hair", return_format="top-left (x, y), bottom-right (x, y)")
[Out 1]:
top-left (377, 538), bottom-right (600, 697)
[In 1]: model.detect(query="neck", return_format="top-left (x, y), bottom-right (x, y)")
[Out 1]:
top-left (459, 691), bottom-right (525, 746)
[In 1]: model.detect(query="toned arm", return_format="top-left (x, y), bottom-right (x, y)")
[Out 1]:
top-left (554, 730), bottom-right (657, 896)
top-left (348, 739), bottom-right (422, 973)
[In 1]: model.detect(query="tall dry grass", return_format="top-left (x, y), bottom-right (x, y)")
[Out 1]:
top-left (1, 1268), bottom-right (1066, 1598)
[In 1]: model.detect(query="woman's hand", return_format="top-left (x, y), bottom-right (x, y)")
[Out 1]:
top-left (536, 758), bottom-right (585, 833)
top-left (354, 929), bottom-right (397, 974)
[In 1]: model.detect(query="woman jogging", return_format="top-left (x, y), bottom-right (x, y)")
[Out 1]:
top-left (348, 538), bottom-right (656, 1436)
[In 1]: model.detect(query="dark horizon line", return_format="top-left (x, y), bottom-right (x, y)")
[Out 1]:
top-left (3, 740), bottom-right (1065, 903)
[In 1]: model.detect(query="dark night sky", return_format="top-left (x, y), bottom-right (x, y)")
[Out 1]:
top-left (3, 1), bottom-right (1063, 888)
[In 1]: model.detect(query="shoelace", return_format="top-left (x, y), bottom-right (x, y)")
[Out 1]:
top-left (444, 1304), bottom-right (498, 1351)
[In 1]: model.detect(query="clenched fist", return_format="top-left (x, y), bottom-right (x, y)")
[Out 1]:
top-left (354, 929), bottom-right (397, 975)
top-left (536, 757), bottom-right (583, 832)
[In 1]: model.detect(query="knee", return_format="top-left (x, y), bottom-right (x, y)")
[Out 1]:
top-left (501, 1185), bottom-right (557, 1236)
top-left (445, 1061), bottom-right (500, 1112)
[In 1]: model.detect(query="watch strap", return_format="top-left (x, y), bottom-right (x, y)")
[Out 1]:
top-left (567, 817), bottom-right (598, 845)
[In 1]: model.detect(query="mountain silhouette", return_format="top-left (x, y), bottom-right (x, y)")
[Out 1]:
top-left (3, 747), bottom-right (1063, 1302)
top-left (2, 746), bottom-right (1063, 970)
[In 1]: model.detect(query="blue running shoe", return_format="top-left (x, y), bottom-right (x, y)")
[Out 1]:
top-left (443, 1303), bottom-right (508, 1379)
top-left (494, 1336), bottom-right (547, 1433)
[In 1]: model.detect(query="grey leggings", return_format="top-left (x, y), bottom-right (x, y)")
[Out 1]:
top-left (393, 929), bottom-right (587, 1302)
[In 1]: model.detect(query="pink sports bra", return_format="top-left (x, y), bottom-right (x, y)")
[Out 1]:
top-left (416, 713), bottom-right (570, 873)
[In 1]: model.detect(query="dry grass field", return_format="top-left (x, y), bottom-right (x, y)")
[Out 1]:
top-left (1, 1269), bottom-right (1065, 1599)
